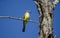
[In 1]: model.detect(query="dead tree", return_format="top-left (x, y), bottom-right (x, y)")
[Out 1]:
top-left (34, 0), bottom-right (60, 38)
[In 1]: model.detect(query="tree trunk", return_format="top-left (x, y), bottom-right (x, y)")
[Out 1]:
top-left (34, 0), bottom-right (60, 38)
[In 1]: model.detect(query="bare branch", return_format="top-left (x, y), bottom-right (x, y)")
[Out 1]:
top-left (34, 1), bottom-right (42, 18)
top-left (53, 0), bottom-right (60, 7)
top-left (0, 16), bottom-right (39, 24)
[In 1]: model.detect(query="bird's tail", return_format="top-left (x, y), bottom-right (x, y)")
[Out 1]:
top-left (22, 20), bottom-right (27, 32)
top-left (22, 25), bottom-right (25, 32)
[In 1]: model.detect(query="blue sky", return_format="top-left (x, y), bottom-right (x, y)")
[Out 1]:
top-left (0, 0), bottom-right (60, 38)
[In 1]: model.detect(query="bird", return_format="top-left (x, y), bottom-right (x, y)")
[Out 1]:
top-left (22, 10), bottom-right (30, 32)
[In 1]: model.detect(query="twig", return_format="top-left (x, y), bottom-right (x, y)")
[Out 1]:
top-left (0, 16), bottom-right (39, 24)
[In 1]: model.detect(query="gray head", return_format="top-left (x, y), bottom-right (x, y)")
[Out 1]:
top-left (26, 10), bottom-right (31, 14)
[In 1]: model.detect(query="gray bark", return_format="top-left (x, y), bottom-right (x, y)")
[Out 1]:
top-left (34, 0), bottom-right (60, 38)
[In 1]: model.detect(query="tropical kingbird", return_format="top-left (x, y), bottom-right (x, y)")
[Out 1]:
top-left (22, 10), bottom-right (30, 32)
